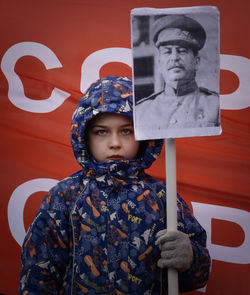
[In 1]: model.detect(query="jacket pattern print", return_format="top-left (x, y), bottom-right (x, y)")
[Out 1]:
top-left (19, 76), bottom-right (210, 295)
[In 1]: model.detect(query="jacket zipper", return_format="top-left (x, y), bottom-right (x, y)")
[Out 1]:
top-left (70, 180), bottom-right (90, 295)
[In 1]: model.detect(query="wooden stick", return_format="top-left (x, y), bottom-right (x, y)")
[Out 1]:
top-left (165, 138), bottom-right (179, 295)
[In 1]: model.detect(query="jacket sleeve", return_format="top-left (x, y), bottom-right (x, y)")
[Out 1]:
top-left (19, 188), bottom-right (71, 295)
top-left (177, 195), bottom-right (211, 292)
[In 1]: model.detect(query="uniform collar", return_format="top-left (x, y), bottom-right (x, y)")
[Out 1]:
top-left (164, 79), bottom-right (198, 96)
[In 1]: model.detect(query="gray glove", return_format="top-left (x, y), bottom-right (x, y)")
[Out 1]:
top-left (155, 229), bottom-right (193, 272)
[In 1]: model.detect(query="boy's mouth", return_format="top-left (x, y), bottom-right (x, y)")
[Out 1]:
top-left (108, 155), bottom-right (123, 161)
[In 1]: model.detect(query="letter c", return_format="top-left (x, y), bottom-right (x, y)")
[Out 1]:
top-left (1, 42), bottom-right (70, 113)
top-left (8, 178), bottom-right (58, 246)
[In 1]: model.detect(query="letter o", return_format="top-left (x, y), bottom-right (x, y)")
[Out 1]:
top-left (80, 47), bottom-right (132, 93)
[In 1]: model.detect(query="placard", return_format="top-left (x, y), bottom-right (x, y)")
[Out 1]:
top-left (132, 6), bottom-right (222, 139)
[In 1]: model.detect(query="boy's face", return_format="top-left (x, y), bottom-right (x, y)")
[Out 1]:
top-left (86, 113), bottom-right (140, 162)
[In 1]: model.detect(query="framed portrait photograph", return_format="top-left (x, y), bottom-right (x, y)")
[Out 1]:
top-left (131, 6), bottom-right (222, 140)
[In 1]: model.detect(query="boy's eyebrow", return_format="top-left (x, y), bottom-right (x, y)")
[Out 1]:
top-left (91, 123), bottom-right (134, 128)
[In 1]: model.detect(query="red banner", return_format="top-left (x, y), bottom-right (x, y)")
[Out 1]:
top-left (0, 0), bottom-right (249, 294)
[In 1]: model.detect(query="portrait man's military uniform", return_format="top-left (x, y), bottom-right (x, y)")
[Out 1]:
top-left (136, 82), bottom-right (219, 129)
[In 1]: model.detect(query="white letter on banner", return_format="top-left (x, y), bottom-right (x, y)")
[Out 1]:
top-left (192, 202), bottom-right (250, 264)
top-left (8, 178), bottom-right (58, 246)
top-left (220, 54), bottom-right (250, 110)
top-left (1, 42), bottom-right (70, 113)
top-left (80, 47), bottom-right (132, 93)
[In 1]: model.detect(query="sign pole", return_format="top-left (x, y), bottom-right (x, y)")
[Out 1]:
top-left (165, 138), bottom-right (179, 295)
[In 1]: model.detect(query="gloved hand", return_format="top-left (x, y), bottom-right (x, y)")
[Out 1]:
top-left (155, 229), bottom-right (193, 272)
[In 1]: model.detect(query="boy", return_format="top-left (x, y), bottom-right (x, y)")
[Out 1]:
top-left (19, 76), bottom-right (210, 294)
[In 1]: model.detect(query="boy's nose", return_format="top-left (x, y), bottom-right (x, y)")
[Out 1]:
top-left (109, 133), bottom-right (121, 148)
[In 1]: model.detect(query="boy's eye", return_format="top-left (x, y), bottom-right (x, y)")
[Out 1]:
top-left (121, 128), bottom-right (133, 135)
top-left (95, 129), bottom-right (107, 136)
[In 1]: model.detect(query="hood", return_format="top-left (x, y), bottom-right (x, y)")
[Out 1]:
top-left (71, 76), bottom-right (163, 177)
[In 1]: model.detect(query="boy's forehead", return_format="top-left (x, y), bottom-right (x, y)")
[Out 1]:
top-left (89, 112), bottom-right (133, 125)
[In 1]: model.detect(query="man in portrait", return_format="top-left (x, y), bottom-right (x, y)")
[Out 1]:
top-left (135, 14), bottom-right (220, 138)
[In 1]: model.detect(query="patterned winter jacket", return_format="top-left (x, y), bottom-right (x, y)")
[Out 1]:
top-left (19, 76), bottom-right (210, 295)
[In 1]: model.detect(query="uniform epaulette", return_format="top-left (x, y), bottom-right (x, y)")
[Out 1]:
top-left (199, 87), bottom-right (219, 96)
top-left (135, 90), bottom-right (164, 105)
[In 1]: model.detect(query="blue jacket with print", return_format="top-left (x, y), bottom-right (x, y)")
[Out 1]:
top-left (19, 76), bottom-right (210, 294)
